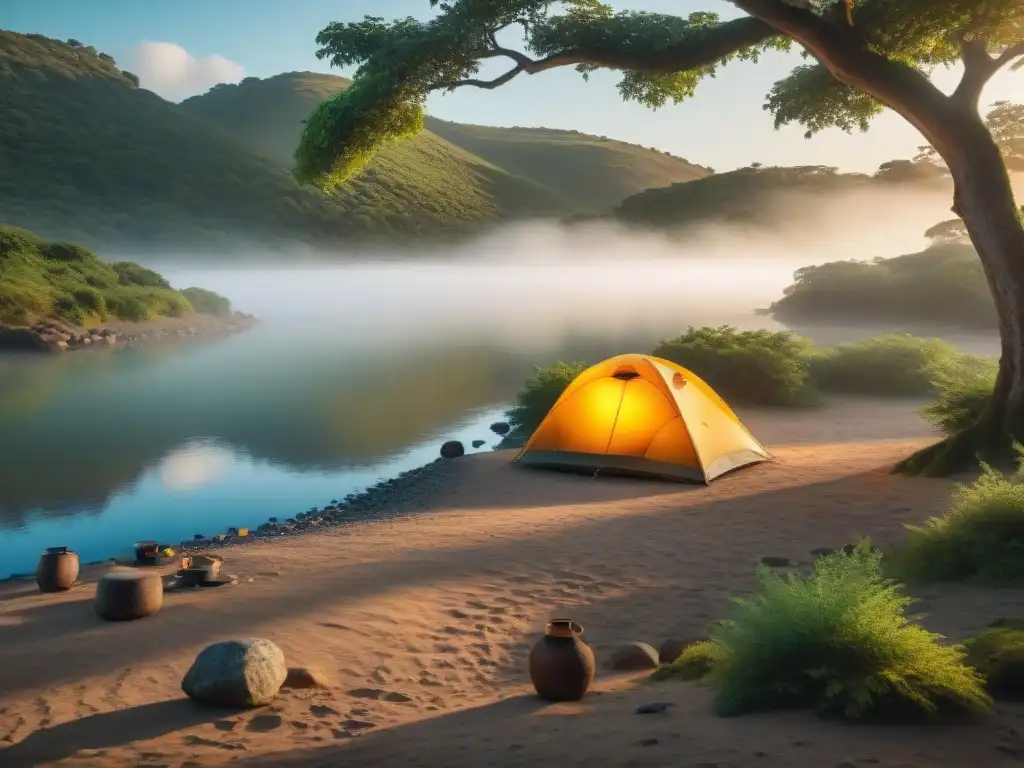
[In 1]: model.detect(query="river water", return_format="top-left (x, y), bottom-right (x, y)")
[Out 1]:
top-left (0, 241), bottom-right (996, 578)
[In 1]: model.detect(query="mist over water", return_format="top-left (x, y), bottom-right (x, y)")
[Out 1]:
top-left (0, 208), bottom-right (981, 576)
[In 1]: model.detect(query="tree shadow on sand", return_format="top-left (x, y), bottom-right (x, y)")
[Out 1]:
top-left (0, 698), bottom-right (228, 767)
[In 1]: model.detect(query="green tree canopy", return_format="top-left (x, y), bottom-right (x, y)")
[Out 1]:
top-left (294, 0), bottom-right (1024, 191)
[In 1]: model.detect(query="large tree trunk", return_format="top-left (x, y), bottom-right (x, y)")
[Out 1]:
top-left (901, 110), bottom-right (1024, 473)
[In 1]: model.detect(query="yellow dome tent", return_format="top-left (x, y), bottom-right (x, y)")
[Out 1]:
top-left (512, 354), bottom-right (772, 484)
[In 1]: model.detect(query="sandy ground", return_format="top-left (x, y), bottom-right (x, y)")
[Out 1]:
top-left (3, 398), bottom-right (1024, 768)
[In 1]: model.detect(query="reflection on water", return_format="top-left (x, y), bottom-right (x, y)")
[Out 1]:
top-left (0, 254), bottom-right (997, 577)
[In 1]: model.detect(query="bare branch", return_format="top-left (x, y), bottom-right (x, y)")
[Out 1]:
top-left (452, 66), bottom-right (526, 90)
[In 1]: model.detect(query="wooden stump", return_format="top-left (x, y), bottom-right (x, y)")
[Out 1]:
top-left (95, 569), bottom-right (163, 621)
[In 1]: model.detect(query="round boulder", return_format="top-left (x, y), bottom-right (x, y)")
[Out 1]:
top-left (489, 421), bottom-right (511, 436)
top-left (608, 642), bottom-right (660, 671)
top-left (440, 440), bottom-right (465, 459)
top-left (181, 638), bottom-right (287, 707)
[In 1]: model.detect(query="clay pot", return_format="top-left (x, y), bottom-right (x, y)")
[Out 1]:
top-left (95, 569), bottom-right (163, 621)
top-left (35, 546), bottom-right (80, 592)
top-left (528, 618), bottom-right (596, 702)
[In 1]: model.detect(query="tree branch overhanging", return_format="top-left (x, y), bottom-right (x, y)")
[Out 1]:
top-left (996, 42), bottom-right (1024, 68)
top-left (448, 15), bottom-right (777, 91)
top-left (952, 33), bottom-right (999, 107)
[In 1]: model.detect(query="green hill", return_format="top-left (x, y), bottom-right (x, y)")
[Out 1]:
top-left (593, 164), bottom-right (950, 233)
top-left (179, 71), bottom-right (711, 215)
top-left (0, 32), bottom-right (386, 247)
top-left (766, 241), bottom-right (993, 330)
top-left (0, 225), bottom-right (231, 327)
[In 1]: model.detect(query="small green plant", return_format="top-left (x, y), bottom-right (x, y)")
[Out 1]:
top-left (657, 543), bottom-right (991, 720)
top-left (651, 326), bottom-right (819, 407)
top-left (892, 445), bottom-right (1024, 584)
top-left (652, 640), bottom-right (723, 682)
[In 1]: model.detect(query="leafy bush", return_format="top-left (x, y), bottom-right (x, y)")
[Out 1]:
top-left (652, 326), bottom-right (818, 406)
top-left (652, 641), bottom-right (723, 682)
top-left (920, 356), bottom-right (997, 435)
top-left (179, 286), bottom-right (232, 317)
top-left (112, 261), bottom-right (171, 289)
top-left (892, 446), bottom-right (1024, 584)
top-left (963, 622), bottom-right (1024, 700)
top-left (504, 361), bottom-right (588, 443)
top-left (657, 544), bottom-right (990, 720)
top-left (808, 334), bottom-right (996, 398)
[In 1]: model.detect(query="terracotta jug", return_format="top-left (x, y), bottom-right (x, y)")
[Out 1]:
top-left (528, 618), bottom-right (596, 702)
top-left (36, 546), bottom-right (80, 592)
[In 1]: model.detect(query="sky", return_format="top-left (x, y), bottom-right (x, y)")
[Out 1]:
top-left (4, 0), bottom-right (1023, 173)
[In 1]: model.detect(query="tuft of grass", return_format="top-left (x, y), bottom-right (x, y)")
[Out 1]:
top-left (891, 445), bottom-right (1024, 584)
top-left (652, 641), bottom-right (723, 682)
top-left (659, 543), bottom-right (991, 721)
top-left (963, 623), bottom-right (1024, 700)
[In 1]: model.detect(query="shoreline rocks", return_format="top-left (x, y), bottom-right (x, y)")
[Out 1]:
top-left (0, 312), bottom-right (257, 355)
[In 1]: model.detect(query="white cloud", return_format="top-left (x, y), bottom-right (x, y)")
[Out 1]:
top-left (132, 41), bottom-right (245, 101)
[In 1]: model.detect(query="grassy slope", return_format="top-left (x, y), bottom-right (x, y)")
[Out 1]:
top-left (0, 32), bottom-right (374, 247)
top-left (423, 117), bottom-right (710, 213)
top-left (0, 225), bottom-right (229, 327)
top-left (179, 71), bottom-right (711, 217)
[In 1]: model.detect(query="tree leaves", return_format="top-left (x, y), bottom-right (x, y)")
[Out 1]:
top-left (294, 0), bottom-right (1024, 189)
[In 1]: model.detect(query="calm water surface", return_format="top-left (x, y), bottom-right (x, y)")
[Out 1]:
top-left (0, 250), bottom-right (996, 577)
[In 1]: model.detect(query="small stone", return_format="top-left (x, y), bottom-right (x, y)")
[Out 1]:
top-left (636, 701), bottom-right (672, 715)
top-left (383, 691), bottom-right (413, 703)
top-left (246, 714), bottom-right (283, 732)
top-left (658, 637), bottom-right (694, 665)
top-left (472, 439), bottom-right (486, 448)
top-left (608, 642), bottom-right (660, 670)
top-left (440, 440), bottom-right (465, 459)
top-left (490, 421), bottom-right (511, 436)
top-left (283, 666), bottom-right (331, 690)
top-left (759, 556), bottom-right (793, 568)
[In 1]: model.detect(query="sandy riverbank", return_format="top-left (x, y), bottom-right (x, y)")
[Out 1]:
top-left (2, 398), bottom-right (1023, 768)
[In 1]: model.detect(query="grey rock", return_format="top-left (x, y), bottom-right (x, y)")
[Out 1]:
top-left (181, 638), bottom-right (287, 707)
top-left (440, 440), bottom-right (465, 459)
top-left (472, 439), bottom-right (486, 448)
top-left (490, 421), bottom-right (511, 436)
top-left (608, 642), bottom-right (660, 670)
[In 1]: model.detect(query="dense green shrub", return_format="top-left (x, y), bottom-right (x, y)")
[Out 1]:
top-left (920, 356), bottom-right (997, 435)
top-left (504, 361), bottom-right (588, 444)
top-left (0, 225), bottom-right (226, 327)
top-left (655, 544), bottom-right (990, 720)
top-left (179, 287), bottom-right (232, 318)
top-left (808, 334), bottom-right (996, 398)
top-left (652, 326), bottom-right (818, 406)
top-left (891, 447), bottom-right (1024, 584)
top-left (963, 622), bottom-right (1024, 700)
